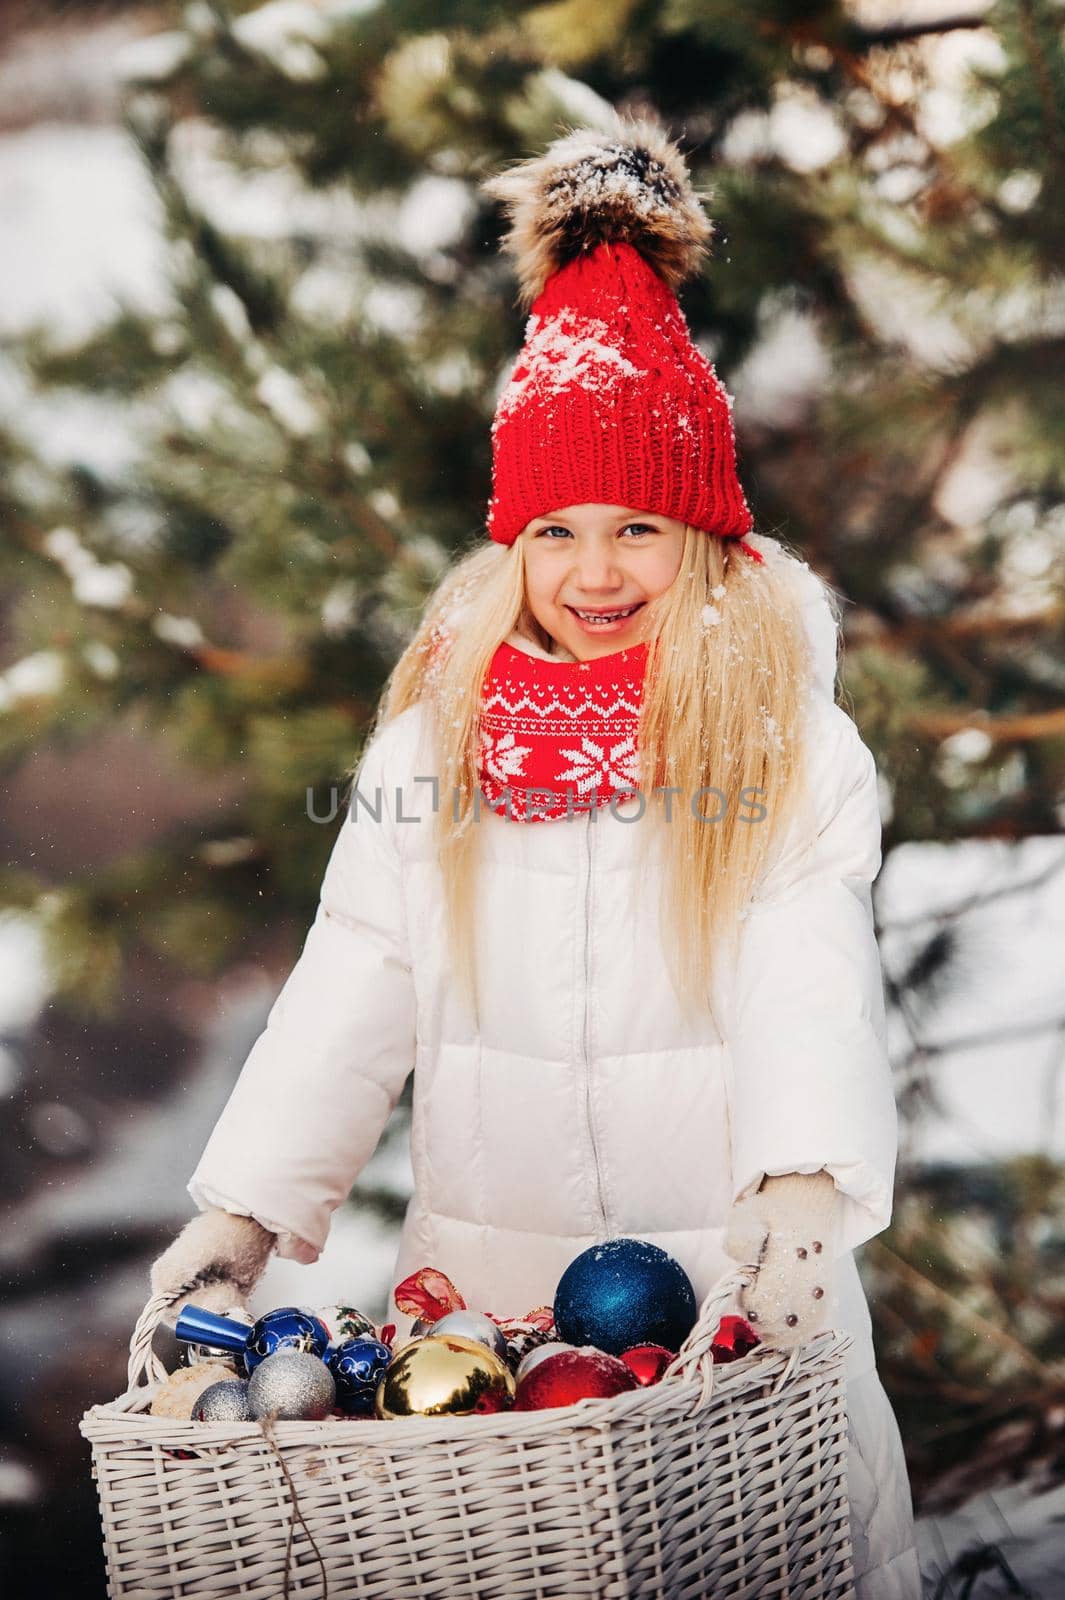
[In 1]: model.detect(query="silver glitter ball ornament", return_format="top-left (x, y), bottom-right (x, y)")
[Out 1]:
top-left (247, 1351), bottom-right (335, 1421)
top-left (431, 1310), bottom-right (508, 1361)
top-left (193, 1379), bottom-right (252, 1422)
top-left (515, 1341), bottom-right (578, 1383)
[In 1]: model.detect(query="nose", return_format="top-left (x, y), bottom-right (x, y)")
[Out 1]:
top-left (572, 542), bottom-right (625, 597)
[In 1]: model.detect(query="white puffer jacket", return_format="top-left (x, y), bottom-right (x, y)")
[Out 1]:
top-left (188, 535), bottom-right (897, 1389)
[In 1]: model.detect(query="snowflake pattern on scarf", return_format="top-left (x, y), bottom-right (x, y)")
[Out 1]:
top-left (477, 641), bottom-right (649, 822)
top-left (557, 735), bottom-right (639, 797)
top-left (478, 727), bottom-right (532, 786)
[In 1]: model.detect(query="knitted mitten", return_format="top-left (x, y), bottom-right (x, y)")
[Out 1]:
top-left (149, 1208), bottom-right (276, 1323)
top-left (724, 1171), bottom-right (838, 1350)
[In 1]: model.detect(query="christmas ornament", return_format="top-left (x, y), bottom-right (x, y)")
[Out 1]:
top-left (376, 1336), bottom-right (516, 1419)
top-left (149, 1360), bottom-right (234, 1420)
top-left (314, 1305), bottom-right (375, 1344)
top-left (710, 1316), bottom-right (759, 1364)
top-left (431, 1310), bottom-right (508, 1361)
top-left (393, 1267), bottom-right (466, 1324)
top-left (554, 1239), bottom-right (697, 1355)
top-left (246, 1351), bottom-right (335, 1421)
top-left (500, 1322), bottom-right (556, 1374)
top-left (327, 1337), bottom-right (392, 1417)
top-left (620, 1345), bottom-right (673, 1387)
top-left (484, 1305), bottom-right (556, 1333)
top-left (514, 1348), bottom-right (638, 1411)
top-left (193, 1379), bottom-right (252, 1422)
top-left (174, 1304), bottom-right (328, 1377)
top-left (185, 1306), bottom-right (253, 1368)
top-left (514, 1342), bottom-right (578, 1383)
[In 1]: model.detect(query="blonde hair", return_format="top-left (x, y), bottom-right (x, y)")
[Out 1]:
top-left (354, 525), bottom-right (824, 1029)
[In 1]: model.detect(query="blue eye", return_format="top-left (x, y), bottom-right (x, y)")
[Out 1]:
top-left (535, 523), bottom-right (656, 539)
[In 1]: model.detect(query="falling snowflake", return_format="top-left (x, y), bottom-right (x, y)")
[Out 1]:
top-left (479, 728), bottom-right (532, 784)
top-left (711, 583), bottom-right (727, 599)
top-left (557, 735), bottom-right (639, 795)
top-left (701, 603), bottom-right (722, 628)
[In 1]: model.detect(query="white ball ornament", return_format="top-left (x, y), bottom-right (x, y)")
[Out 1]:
top-left (515, 1341), bottom-right (578, 1383)
top-left (313, 1304), bottom-right (374, 1343)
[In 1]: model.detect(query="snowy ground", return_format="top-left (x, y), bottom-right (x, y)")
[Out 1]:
top-left (917, 1478), bottom-right (1065, 1599)
top-left (879, 836), bottom-right (1065, 1168)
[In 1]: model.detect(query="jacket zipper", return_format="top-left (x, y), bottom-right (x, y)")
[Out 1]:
top-left (581, 807), bottom-right (610, 1236)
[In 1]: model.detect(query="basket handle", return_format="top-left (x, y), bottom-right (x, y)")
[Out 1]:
top-left (661, 1264), bottom-right (756, 1410)
top-left (126, 1277), bottom-right (204, 1392)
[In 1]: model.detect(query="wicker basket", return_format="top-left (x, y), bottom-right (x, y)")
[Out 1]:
top-left (80, 1269), bottom-right (855, 1599)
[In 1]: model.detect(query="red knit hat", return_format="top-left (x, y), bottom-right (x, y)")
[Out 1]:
top-left (481, 117), bottom-right (756, 552)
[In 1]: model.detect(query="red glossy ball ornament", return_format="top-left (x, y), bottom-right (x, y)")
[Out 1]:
top-left (514, 1348), bottom-right (638, 1411)
top-left (710, 1315), bottom-right (759, 1364)
top-left (620, 1344), bottom-right (673, 1387)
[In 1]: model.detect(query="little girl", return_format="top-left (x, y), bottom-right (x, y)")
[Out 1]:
top-left (151, 117), bottom-right (920, 1597)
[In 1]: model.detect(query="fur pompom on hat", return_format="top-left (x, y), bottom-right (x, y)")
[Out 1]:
top-left (481, 113), bottom-right (756, 552)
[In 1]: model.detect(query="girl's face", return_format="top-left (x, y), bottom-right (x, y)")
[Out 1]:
top-left (520, 503), bottom-right (686, 661)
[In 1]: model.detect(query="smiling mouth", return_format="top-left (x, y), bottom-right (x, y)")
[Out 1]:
top-left (566, 602), bottom-right (645, 623)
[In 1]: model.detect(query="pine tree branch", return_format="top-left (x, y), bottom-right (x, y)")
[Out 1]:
top-left (904, 1013), bottom-right (1065, 1058)
top-left (849, 605), bottom-right (1065, 649)
top-left (879, 851), bottom-right (1065, 931)
top-left (865, 1237), bottom-right (1058, 1382)
top-left (189, 644), bottom-right (308, 690)
top-left (1016, 0), bottom-right (1065, 175)
top-left (908, 706), bottom-right (1065, 741)
top-left (854, 12), bottom-right (992, 48)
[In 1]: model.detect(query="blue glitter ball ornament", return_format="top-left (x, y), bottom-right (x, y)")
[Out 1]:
top-left (326, 1337), bottom-right (393, 1416)
top-left (554, 1239), bottom-right (697, 1355)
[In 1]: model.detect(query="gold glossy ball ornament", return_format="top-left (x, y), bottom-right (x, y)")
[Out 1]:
top-left (375, 1335), bottom-right (516, 1419)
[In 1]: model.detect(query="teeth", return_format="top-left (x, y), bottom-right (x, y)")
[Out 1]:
top-left (574, 604), bottom-right (640, 622)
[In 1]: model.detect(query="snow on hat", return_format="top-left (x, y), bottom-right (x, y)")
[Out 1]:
top-left (480, 114), bottom-right (756, 551)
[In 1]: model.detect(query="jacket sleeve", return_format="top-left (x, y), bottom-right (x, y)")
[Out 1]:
top-left (186, 719), bottom-right (417, 1263)
top-left (723, 692), bottom-right (898, 1256)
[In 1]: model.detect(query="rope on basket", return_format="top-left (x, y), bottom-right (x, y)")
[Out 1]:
top-left (258, 1417), bottom-right (330, 1600)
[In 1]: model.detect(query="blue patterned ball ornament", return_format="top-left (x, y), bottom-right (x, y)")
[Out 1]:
top-left (554, 1239), bottom-right (698, 1355)
top-left (243, 1308), bottom-right (330, 1375)
top-left (326, 1337), bottom-right (393, 1416)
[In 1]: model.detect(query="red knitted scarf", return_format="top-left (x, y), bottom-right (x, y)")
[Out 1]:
top-left (477, 640), bottom-right (651, 822)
